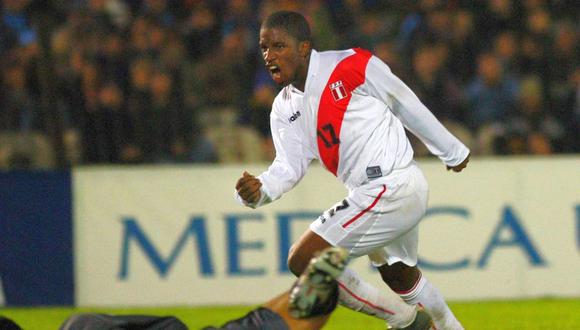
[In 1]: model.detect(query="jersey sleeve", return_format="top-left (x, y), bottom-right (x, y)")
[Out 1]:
top-left (237, 97), bottom-right (313, 208)
top-left (363, 56), bottom-right (470, 167)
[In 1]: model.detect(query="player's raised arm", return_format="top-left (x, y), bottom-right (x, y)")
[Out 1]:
top-left (363, 55), bottom-right (470, 169)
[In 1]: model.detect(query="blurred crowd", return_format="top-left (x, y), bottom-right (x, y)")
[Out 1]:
top-left (0, 0), bottom-right (578, 169)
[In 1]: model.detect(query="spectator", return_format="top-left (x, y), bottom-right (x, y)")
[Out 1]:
top-left (527, 131), bottom-right (553, 155)
top-left (0, 63), bottom-right (38, 131)
top-left (373, 40), bottom-right (404, 77)
top-left (82, 80), bottom-right (125, 163)
top-left (476, 0), bottom-right (522, 41)
top-left (493, 30), bottom-right (520, 75)
top-left (546, 22), bottom-right (578, 146)
top-left (182, 2), bottom-right (220, 61)
top-left (0, 0), bottom-right (577, 168)
top-left (408, 43), bottom-right (464, 123)
top-left (95, 32), bottom-right (130, 91)
top-left (447, 9), bottom-right (478, 83)
top-left (1, 0), bottom-right (37, 48)
top-left (465, 52), bottom-right (519, 129)
top-left (147, 68), bottom-right (192, 162)
top-left (124, 56), bottom-right (154, 163)
top-left (190, 25), bottom-right (256, 110)
top-left (348, 10), bottom-right (390, 50)
top-left (247, 74), bottom-right (277, 160)
top-left (506, 75), bottom-right (566, 153)
top-left (137, 0), bottom-right (176, 26)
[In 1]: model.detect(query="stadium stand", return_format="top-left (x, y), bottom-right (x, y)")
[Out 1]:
top-left (0, 0), bottom-right (577, 169)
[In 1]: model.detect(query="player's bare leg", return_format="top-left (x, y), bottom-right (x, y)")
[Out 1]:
top-left (378, 262), bottom-right (464, 330)
top-left (288, 230), bottom-right (431, 329)
top-left (287, 229), bottom-right (334, 277)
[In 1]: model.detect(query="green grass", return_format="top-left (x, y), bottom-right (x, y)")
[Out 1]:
top-left (3, 298), bottom-right (580, 329)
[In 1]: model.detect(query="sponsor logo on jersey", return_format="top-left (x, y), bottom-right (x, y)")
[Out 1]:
top-left (366, 166), bottom-right (383, 179)
top-left (329, 80), bottom-right (347, 102)
top-left (288, 110), bottom-right (301, 123)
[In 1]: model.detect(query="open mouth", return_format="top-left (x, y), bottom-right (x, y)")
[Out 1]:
top-left (268, 65), bottom-right (281, 78)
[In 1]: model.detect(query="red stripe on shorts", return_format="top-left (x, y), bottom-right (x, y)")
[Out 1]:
top-left (338, 281), bottom-right (395, 315)
top-left (342, 184), bottom-right (387, 228)
top-left (317, 48), bottom-right (372, 176)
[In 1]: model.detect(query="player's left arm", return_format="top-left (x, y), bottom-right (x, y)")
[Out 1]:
top-left (363, 56), bottom-right (470, 169)
top-left (447, 153), bottom-right (469, 172)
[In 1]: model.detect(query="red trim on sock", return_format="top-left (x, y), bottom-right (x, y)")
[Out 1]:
top-left (337, 281), bottom-right (395, 315)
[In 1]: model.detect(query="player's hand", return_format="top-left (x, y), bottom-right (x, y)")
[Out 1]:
top-left (235, 171), bottom-right (262, 204)
top-left (447, 154), bottom-right (470, 172)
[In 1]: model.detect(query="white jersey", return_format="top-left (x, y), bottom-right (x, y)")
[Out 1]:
top-left (243, 48), bottom-right (469, 207)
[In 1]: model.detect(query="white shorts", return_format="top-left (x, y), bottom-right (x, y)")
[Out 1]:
top-left (310, 162), bottom-right (429, 267)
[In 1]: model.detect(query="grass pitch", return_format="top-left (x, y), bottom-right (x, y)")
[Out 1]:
top-left (2, 298), bottom-right (580, 329)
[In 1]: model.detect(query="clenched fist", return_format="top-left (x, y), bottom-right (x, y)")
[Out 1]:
top-left (235, 171), bottom-right (262, 204)
top-left (447, 154), bottom-right (470, 172)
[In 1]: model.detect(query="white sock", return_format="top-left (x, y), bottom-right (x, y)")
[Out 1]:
top-left (337, 268), bottom-right (417, 328)
top-left (397, 273), bottom-right (463, 330)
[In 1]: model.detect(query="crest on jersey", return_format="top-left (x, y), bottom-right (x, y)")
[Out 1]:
top-left (329, 80), bottom-right (347, 102)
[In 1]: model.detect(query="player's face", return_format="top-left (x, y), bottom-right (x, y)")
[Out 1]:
top-left (259, 27), bottom-right (309, 88)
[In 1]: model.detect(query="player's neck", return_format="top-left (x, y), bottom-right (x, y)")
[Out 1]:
top-left (292, 54), bottom-right (311, 92)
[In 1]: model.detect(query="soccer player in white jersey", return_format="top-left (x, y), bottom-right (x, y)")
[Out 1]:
top-left (236, 11), bottom-right (469, 330)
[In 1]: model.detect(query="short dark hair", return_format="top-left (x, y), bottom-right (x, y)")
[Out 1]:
top-left (262, 11), bottom-right (312, 43)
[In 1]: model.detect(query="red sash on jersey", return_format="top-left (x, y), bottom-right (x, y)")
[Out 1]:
top-left (316, 48), bottom-right (372, 176)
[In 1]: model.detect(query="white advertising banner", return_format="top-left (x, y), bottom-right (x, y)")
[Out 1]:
top-left (73, 157), bottom-right (580, 306)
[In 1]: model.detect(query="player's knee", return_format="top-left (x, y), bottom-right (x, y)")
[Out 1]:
top-left (378, 263), bottom-right (419, 292)
top-left (287, 244), bottom-right (308, 276)
top-left (287, 246), bottom-right (300, 276)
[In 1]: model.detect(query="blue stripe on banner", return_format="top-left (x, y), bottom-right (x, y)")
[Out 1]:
top-left (0, 171), bottom-right (74, 306)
